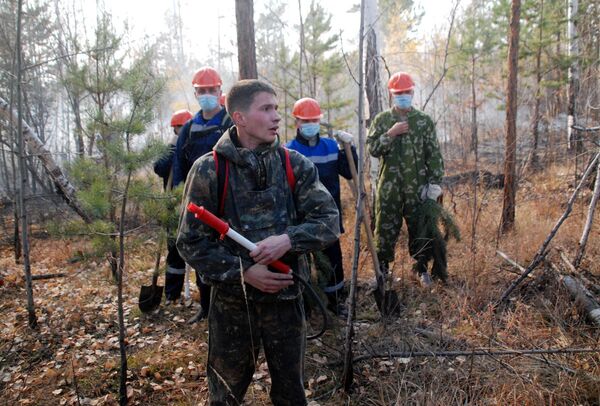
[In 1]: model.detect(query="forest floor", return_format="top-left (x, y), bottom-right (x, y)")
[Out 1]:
top-left (1, 160), bottom-right (600, 405)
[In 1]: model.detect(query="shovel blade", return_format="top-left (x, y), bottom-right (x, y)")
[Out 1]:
top-left (138, 284), bottom-right (164, 313)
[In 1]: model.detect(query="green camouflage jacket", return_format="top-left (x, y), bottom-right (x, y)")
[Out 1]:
top-left (176, 127), bottom-right (340, 302)
top-left (367, 107), bottom-right (444, 197)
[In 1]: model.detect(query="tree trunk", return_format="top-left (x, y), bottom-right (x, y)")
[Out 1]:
top-left (15, 0), bottom-right (37, 329)
top-left (342, 0), bottom-right (367, 392)
top-left (573, 159), bottom-right (600, 268)
top-left (561, 275), bottom-right (600, 327)
top-left (0, 96), bottom-right (92, 223)
top-left (364, 0), bottom-right (385, 203)
top-left (500, 0), bottom-right (521, 234)
top-left (567, 0), bottom-right (580, 151)
top-left (297, 0), bottom-right (305, 97)
top-left (117, 172), bottom-right (131, 406)
top-left (235, 0), bottom-right (258, 79)
top-left (470, 55), bottom-right (478, 155)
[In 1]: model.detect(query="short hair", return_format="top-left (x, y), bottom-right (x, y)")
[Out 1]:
top-left (226, 80), bottom-right (277, 115)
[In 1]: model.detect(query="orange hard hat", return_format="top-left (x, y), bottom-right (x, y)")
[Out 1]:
top-left (388, 72), bottom-right (415, 93)
top-left (170, 109), bottom-right (193, 127)
top-left (192, 67), bottom-right (222, 88)
top-left (292, 97), bottom-right (322, 120)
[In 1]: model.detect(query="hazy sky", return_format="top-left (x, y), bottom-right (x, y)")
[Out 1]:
top-left (84, 0), bottom-right (455, 66)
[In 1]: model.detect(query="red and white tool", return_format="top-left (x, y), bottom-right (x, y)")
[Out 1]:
top-left (187, 203), bottom-right (291, 274)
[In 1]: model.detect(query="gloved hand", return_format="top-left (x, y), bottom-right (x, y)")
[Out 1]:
top-left (420, 183), bottom-right (442, 201)
top-left (168, 133), bottom-right (179, 146)
top-left (335, 130), bottom-right (354, 144)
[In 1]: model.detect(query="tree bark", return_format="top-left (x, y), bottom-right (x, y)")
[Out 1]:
top-left (363, 0), bottom-right (385, 204)
top-left (529, 0), bottom-right (544, 172)
top-left (470, 55), bottom-right (478, 155)
top-left (500, 0), bottom-right (521, 234)
top-left (342, 0), bottom-right (366, 392)
top-left (297, 0), bottom-right (305, 97)
top-left (0, 96), bottom-right (92, 223)
top-left (561, 275), bottom-right (600, 327)
top-left (15, 0), bottom-right (37, 329)
top-left (567, 0), bottom-right (580, 151)
top-left (235, 0), bottom-right (258, 79)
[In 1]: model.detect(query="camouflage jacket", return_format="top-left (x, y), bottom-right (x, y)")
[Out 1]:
top-left (176, 127), bottom-right (340, 302)
top-left (367, 108), bottom-right (444, 197)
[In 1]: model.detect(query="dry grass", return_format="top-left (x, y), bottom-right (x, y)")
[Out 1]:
top-left (1, 160), bottom-right (599, 405)
top-left (328, 160), bottom-right (600, 405)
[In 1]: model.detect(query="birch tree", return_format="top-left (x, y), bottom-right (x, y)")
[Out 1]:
top-left (567, 0), bottom-right (580, 151)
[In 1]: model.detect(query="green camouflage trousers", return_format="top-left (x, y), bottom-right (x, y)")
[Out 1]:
top-left (374, 186), bottom-right (423, 267)
top-left (207, 288), bottom-right (307, 406)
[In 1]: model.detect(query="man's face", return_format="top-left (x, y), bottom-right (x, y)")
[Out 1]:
top-left (235, 92), bottom-right (281, 148)
top-left (194, 86), bottom-right (221, 98)
top-left (295, 117), bottom-right (320, 128)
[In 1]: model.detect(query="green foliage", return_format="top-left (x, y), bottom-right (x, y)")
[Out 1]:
top-left (60, 12), bottom-right (169, 273)
top-left (414, 199), bottom-right (461, 243)
top-left (141, 184), bottom-right (184, 237)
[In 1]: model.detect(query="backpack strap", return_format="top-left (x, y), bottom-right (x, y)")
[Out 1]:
top-left (279, 147), bottom-right (296, 193)
top-left (214, 146), bottom-right (294, 217)
top-left (213, 150), bottom-right (229, 217)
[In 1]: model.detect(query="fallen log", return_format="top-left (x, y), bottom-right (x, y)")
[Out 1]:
top-left (0, 96), bottom-right (92, 223)
top-left (30, 273), bottom-right (67, 281)
top-left (442, 170), bottom-right (504, 189)
top-left (560, 275), bottom-right (600, 327)
top-left (347, 347), bottom-right (599, 364)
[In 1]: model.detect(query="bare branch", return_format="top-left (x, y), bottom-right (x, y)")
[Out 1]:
top-left (422, 0), bottom-right (460, 110)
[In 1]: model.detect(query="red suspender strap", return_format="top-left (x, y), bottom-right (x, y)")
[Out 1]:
top-left (283, 148), bottom-right (296, 193)
top-left (221, 159), bottom-right (229, 215)
top-left (212, 150), bottom-right (218, 173)
top-left (213, 150), bottom-right (229, 217)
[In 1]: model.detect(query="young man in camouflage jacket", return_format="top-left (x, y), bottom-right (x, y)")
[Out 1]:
top-left (177, 80), bottom-right (339, 405)
top-left (367, 71), bottom-right (445, 287)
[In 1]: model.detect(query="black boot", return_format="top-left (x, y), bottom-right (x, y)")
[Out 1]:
top-left (373, 262), bottom-right (401, 316)
top-left (187, 306), bottom-right (208, 324)
top-left (326, 292), bottom-right (347, 317)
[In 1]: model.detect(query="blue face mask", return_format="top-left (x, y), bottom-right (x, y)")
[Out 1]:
top-left (393, 94), bottom-right (413, 110)
top-left (198, 94), bottom-right (219, 111)
top-left (300, 122), bottom-right (320, 138)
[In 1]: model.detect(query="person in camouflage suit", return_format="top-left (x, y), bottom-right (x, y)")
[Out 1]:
top-left (177, 80), bottom-right (339, 405)
top-left (367, 71), bottom-right (445, 287)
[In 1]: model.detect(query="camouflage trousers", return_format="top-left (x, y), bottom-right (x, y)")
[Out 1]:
top-left (207, 288), bottom-right (307, 406)
top-left (374, 193), bottom-right (423, 267)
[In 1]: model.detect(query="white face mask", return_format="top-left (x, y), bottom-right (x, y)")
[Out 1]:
top-left (198, 94), bottom-right (219, 111)
top-left (393, 94), bottom-right (413, 109)
top-left (300, 123), bottom-right (320, 138)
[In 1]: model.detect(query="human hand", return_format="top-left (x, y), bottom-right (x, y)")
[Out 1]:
top-left (336, 130), bottom-right (354, 144)
top-left (250, 234), bottom-right (292, 265)
top-left (243, 263), bottom-right (294, 293)
top-left (387, 121), bottom-right (409, 137)
top-left (420, 183), bottom-right (443, 201)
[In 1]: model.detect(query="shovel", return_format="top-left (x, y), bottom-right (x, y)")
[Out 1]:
top-left (139, 168), bottom-right (174, 312)
top-left (138, 245), bottom-right (164, 312)
top-left (337, 136), bottom-right (400, 316)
